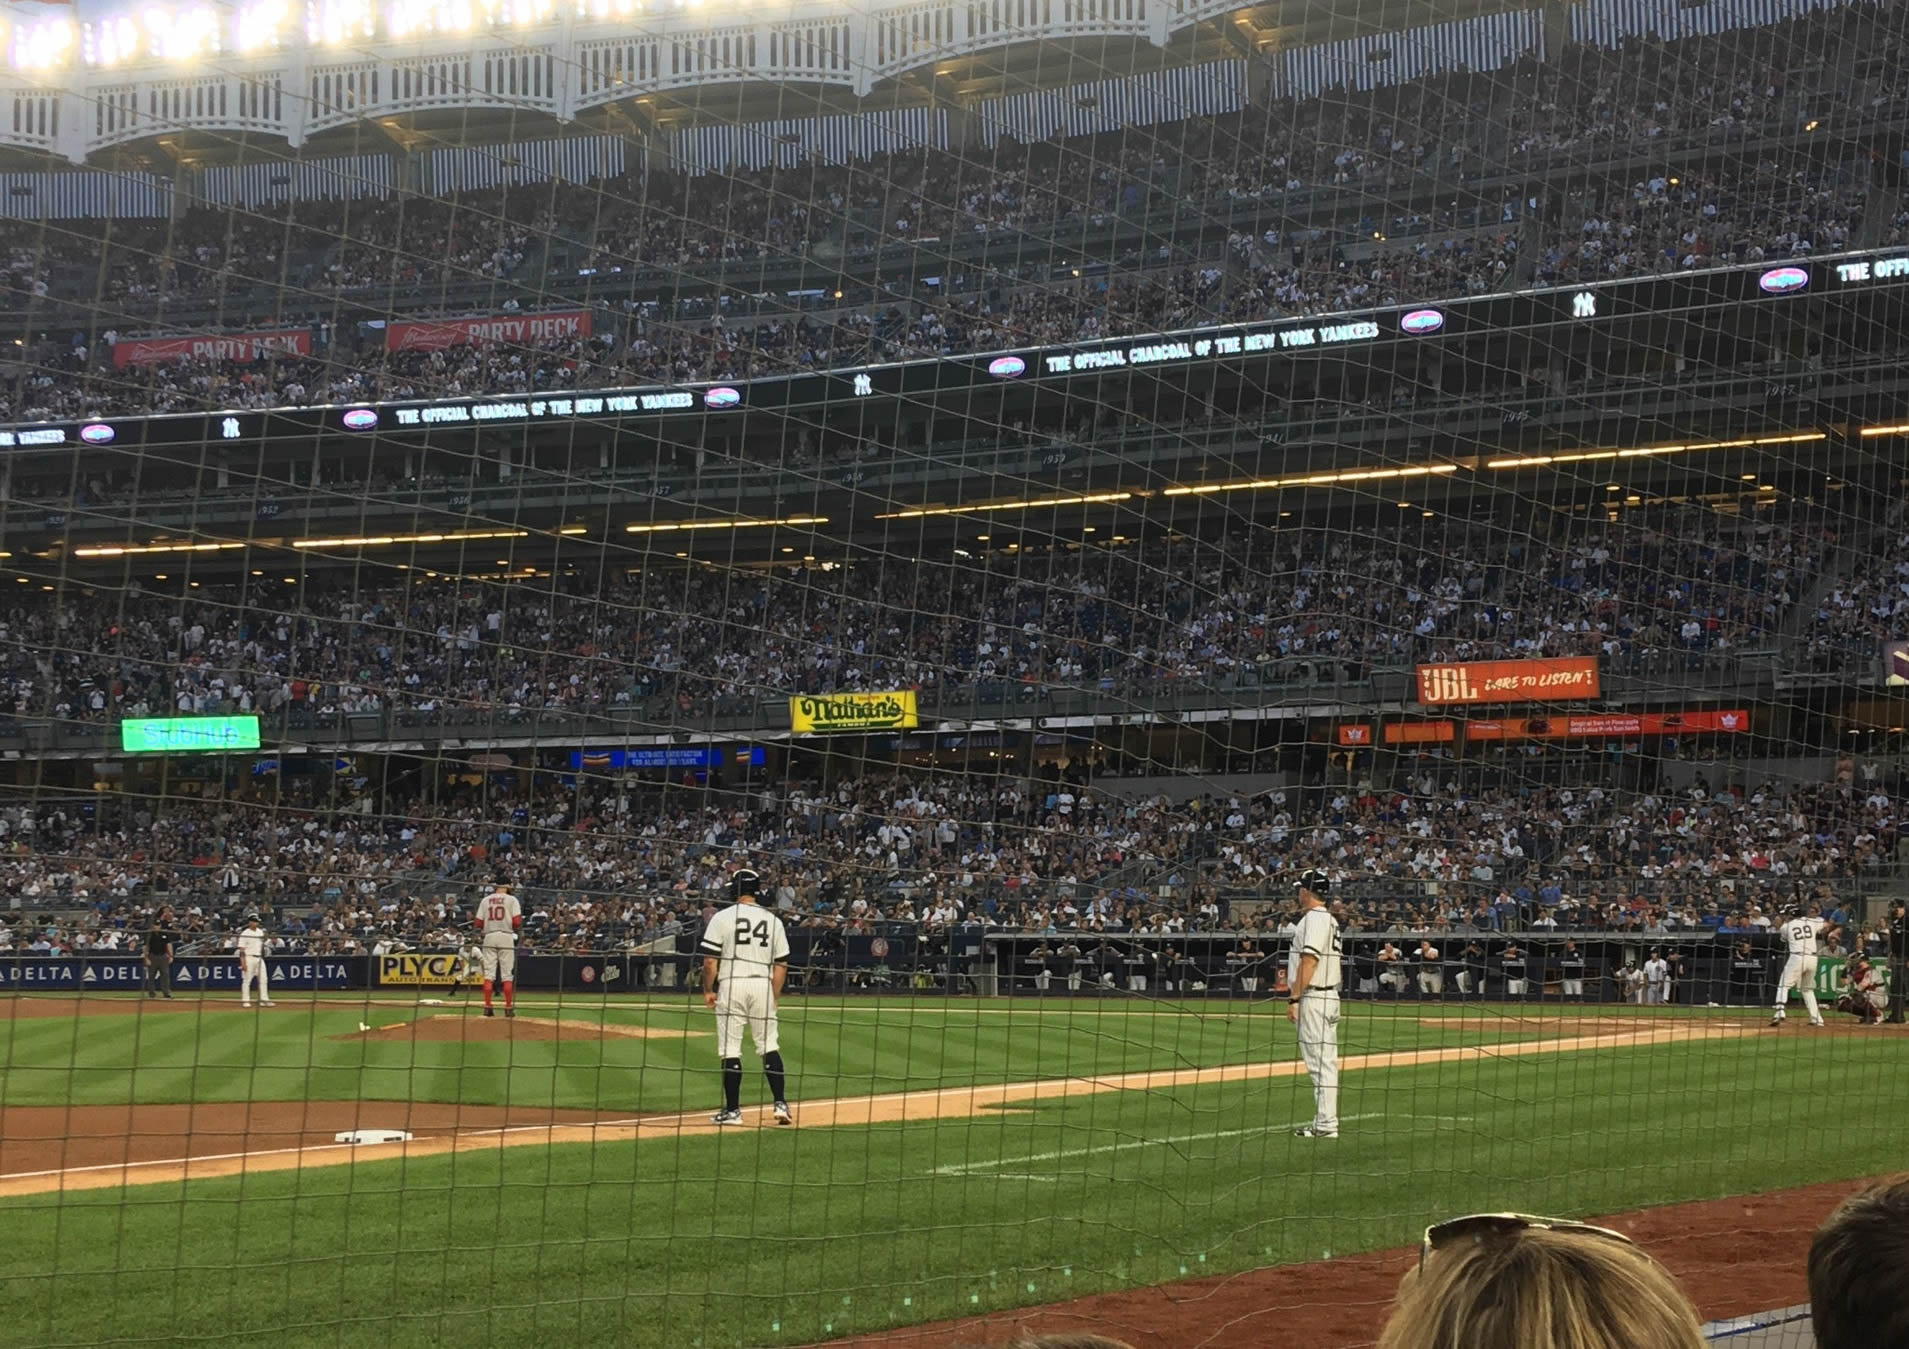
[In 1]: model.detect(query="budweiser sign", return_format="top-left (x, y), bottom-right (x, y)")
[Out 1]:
top-left (1415, 657), bottom-right (1601, 705)
top-left (111, 330), bottom-right (310, 368)
top-left (384, 310), bottom-right (591, 353)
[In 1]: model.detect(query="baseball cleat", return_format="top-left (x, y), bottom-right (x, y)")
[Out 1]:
top-left (773, 1101), bottom-right (793, 1126)
top-left (1768, 1016), bottom-right (1783, 1026)
top-left (711, 1109), bottom-right (744, 1126)
top-left (1293, 1125), bottom-right (1338, 1139)
top-left (260, 1001), bottom-right (274, 1007)
top-left (1809, 1019), bottom-right (1825, 1027)
top-left (505, 1008), bottom-right (516, 1018)
top-left (483, 1008), bottom-right (495, 1017)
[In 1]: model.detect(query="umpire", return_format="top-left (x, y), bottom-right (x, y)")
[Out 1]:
top-left (1888, 899), bottom-right (1907, 1024)
top-left (142, 907), bottom-right (175, 1000)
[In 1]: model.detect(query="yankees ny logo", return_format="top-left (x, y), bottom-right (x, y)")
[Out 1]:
top-left (1572, 292), bottom-right (1598, 318)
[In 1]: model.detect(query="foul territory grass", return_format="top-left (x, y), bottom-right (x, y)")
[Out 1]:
top-left (3, 999), bottom-right (1903, 1347)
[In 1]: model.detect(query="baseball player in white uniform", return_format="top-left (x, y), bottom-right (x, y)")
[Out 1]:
top-left (475, 881), bottom-right (522, 1018)
top-left (700, 868), bottom-right (793, 1126)
top-left (236, 913), bottom-right (273, 1008)
top-left (455, 937), bottom-right (485, 996)
top-left (1643, 951), bottom-right (1669, 1005)
top-left (1288, 870), bottom-right (1342, 1139)
top-left (1772, 905), bottom-right (1840, 1027)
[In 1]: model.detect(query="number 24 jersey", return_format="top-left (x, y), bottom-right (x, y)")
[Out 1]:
top-left (699, 904), bottom-right (791, 982)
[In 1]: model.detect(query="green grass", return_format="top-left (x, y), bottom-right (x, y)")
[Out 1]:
top-left (0, 993), bottom-right (1555, 1113)
top-left (3, 995), bottom-right (1903, 1348)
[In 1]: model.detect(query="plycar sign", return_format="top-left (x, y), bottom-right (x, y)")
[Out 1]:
top-left (788, 691), bottom-right (919, 734)
top-left (377, 953), bottom-right (468, 986)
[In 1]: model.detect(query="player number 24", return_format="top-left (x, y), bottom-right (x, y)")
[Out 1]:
top-left (735, 918), bottom-right (771, 948)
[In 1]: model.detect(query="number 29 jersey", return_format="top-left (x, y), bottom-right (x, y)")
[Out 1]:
top-left (699, 903), bottom-right (791, 983)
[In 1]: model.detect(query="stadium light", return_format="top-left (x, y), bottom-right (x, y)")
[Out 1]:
top-left (12, 13), bottom-right (76, 70)
top-left (1161, 465), bottom-right (1457, 498)
top-left (293, 528), bottom-right (529, 549)
top-left (876, 493), bottom-right (1133, 520)
top-left (309, 0), bottom-right (375, 45)
top-left (1486, 431), bottom-right (1825, 470)
top-left (388, 0), bottom-right (477, 37)
top-left (623, 515), bottom-right (829, 534)
top-left (72, 541), bottom-right (248, 558)
top-left (234, 0), bottom-right (295, 51)
top-left (156, 6), bottom-right (221, 62)
top-left (89, 15), bottom-right (139, 65)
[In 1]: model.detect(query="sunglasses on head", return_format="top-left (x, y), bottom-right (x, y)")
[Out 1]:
top-left (1420, 1213), bottom-right (1633, 1271)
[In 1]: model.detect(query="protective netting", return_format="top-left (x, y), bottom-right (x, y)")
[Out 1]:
top-left (2, 2), bottom-right (1908, 1346)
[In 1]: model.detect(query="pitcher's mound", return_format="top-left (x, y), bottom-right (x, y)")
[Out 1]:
top-left (337, 1014), bottom-right (701, 1043)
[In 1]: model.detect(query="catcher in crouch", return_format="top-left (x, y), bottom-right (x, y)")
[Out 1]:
top-left (1836, 954), bottom-right (1889, 1026)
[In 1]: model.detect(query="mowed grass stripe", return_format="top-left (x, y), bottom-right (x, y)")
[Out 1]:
top-left (4, 1032), bottom-right (1903, 1349)
top-left (1, 999), bottom-right (1620, 1115)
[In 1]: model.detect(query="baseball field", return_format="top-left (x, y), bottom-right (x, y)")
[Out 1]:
top-left (2, 992), bottom-right (1903, 1348)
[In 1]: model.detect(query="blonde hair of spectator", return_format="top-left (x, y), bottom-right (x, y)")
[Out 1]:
top-left (1377, 1225), bottom-right (1704, 1349)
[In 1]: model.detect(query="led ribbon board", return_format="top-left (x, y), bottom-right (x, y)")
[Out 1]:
top-left (120, 716), bottom-right (263, 753)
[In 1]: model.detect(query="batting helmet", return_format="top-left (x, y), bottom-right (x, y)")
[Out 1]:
top-left (731, 868), bottom-right (763, 901)
top-left (1297, 868), bottom-right (1331, 896)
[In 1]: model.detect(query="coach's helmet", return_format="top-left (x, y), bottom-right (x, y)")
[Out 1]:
top-left (1297, 868), bottom-right (1331, 897)
top-left (731, 868), bottom-right (763, 902)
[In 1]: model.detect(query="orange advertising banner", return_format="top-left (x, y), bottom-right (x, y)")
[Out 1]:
top-left (1465, 710), bottom-right (1750, 741)
top-left (1384, 721), bottom-right (1457, 744)
top-left (1336, 724), bottom-right (1372, 746)
top-left (1415, 657), bottom-right (1600, 705)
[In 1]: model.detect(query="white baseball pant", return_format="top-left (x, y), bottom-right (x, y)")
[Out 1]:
top-left (1774, 954), bottom-right (1820, 1021)
top-left (240, 958), bottom-right (270, 1006)
top-left (1296, 989), bottom-right (1340, 1134)
top-left (716, 979), bottom-right (780, 1058)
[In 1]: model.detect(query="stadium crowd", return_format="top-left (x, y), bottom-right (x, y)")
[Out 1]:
top-left (0, 742), bottom-right (1894, 957)
top-left (0, 506), bottom-right (1828, 724)
top-left (0, 7), bottom-right (1899, 419)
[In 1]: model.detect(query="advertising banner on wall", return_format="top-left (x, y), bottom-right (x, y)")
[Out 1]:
top-left (1416, 657), bottom-right (1601, 705)
top-left (383, 310), bottom-right (591, 353)
top-left (0, 957), bottom-right (354, 989)
top-left (112, 329), bottom-right (311, 367)
top-left (376, 953), bottom-right (472, 986)
top-left (788, 691), bottom-right (919, 734)
top-left (1464, 710), bottom-right (1751, 740)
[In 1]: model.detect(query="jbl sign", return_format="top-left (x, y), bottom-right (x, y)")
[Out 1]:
top-left (1414, 657), bottom-right (1600, 705)
top-left (1418, 665), bottom-right (1477, 703)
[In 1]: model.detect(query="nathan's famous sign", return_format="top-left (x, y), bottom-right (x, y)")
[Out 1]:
top-left (789, 692), bottom-right (919, 734)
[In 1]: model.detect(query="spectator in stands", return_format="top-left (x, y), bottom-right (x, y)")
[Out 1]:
top-left (1808, 1175), bottom-right (1909, 1349)
top-left (0, 8), bottom-right (1888, 419)
top-left (1378, 1213), bottom-right (1705, 1349)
